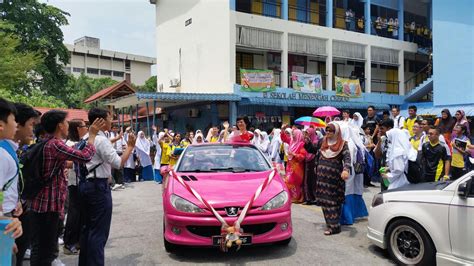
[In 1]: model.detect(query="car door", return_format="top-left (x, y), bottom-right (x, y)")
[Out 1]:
top-left (449, 173), bottom-right (474, 261)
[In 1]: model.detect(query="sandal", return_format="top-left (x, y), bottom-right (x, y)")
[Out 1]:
top-left (324, 228), bottom-right (341, 236)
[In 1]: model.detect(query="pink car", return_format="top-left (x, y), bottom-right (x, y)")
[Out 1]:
top-left (162, 143), bottom-right (292, 252)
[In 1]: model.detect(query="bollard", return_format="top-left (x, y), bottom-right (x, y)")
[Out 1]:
top-left (0, 219), bottom-right (14, 266)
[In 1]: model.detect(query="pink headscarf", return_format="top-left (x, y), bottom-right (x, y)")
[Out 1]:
top-left (304, 127), bottom-right (319, 161)
top-left (289, 129), bottom-right (305, 154)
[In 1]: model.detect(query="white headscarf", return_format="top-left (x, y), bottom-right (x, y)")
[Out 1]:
top-left (193, 132), bottom-right (204, 144)
top-left (269, 128), bottom-right (282, 161)
top-left (258, 131), bottom-right (270, 154)
top-left (350, 112), bottom-right (363, 128)
top-left (337, 122), bottom-right (366, 164)
top-left (252, 129), bottom-right (262, 146)
top-left (135, 131), bottom-right (150, 155)
top-left (386, 128), bottom-right (416, 166)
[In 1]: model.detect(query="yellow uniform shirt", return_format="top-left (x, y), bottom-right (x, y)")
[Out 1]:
top-left (404, 116), bottom-right (420, 137)
top-left (451, 138), bottom-right (470, 168)
top-left (160, 142), bottom-right (172, 165)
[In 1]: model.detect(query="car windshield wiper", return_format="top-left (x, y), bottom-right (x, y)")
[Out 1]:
top-left (178, 169), bottom-right (216, 173)
top-left (209, 167), bottom-right (266, 173)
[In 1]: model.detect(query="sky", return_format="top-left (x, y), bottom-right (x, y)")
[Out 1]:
top-left (44, 0), bottom-right (156, 60)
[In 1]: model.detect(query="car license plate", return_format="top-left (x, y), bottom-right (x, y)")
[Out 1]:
top-left (212, 234), bottom-right (252, 246)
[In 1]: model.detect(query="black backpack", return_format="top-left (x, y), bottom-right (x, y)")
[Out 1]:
top-left (20, 139), bottom-right (60, 200)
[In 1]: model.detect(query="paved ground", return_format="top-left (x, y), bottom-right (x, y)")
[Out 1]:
top-left (57, 181), bottom-right (394, 265)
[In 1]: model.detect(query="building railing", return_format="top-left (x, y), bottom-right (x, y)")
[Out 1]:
top-left (371, 79), bottom-right (400, 94)
top-left (288, 4), bottom-right (326, 26)
top-left (404, 64), bottom-right (432, 94)
top-left (333, 14), bottom-right (365, 33)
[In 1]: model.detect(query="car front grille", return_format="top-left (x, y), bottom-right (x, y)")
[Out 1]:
top-left (186, 223), bottom-right (276, 237)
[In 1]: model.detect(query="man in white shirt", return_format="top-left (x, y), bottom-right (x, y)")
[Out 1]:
top-left (79, 108), bottom-right (136, 266)
top-left (391, 107), bottom-right (405, 129)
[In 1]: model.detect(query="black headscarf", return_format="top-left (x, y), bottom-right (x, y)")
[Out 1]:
top-left (438, 109), bottom-right (456, 134)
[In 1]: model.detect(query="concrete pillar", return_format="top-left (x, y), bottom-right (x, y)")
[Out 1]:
top-left (281, 32), bottom-right (289, 88)
top-left (326, 39), bottom-right (333, 91)
top-left (398, 0), bottom-right (404, 41)
top-left (365, 0), bottom-right (371, 34)
top-left (398, 49), bottom-right (405, 95)
top-left (230, 0), bottom-right (236, 10)
top-left (326, 0), bottom-right (333, 27)
top-left (229, 101), bottom-right (237, 125)
top-left (282, 0), bottom-right (288, 20)
top-left (365, 45), bottom-right (372, 93)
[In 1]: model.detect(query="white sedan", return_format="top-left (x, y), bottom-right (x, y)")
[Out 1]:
top-left (368, 171), bottom-right (474, 265)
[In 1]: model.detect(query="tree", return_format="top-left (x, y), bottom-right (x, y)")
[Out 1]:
top-left (0, 21), bottom-right (42, 93)
top-left (0, 0), bottom-right (70, 98)
top-left (135, 76), bottom-right (157, 92)
top-left (64, 74), bottom-right (119, 108)
top-left (0, 88), bottom-right (66, 108)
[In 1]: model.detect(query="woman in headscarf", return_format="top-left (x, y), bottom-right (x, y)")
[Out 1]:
top-left (280, 126), bottom-right (307, 203)
top-left (453, 110), bottom-right (470, 138)
top-left (304, 122), bottom-right (350, 235)
top-left (381, 128), bottom-right (414, 190)
top-left (349, 112), bottom-right (363, 128)
top-left (435, 109), bottom-right (456, 148)
top-left (193, 132), bottom-right (204, 144)
top-left (302, 127), bottom-right (319, 204)
top-left (135, 131), bottom-right (154, 181)
top-left (252, 129), bottom-right (262, 147)
top-left (258, 131), bottom-right (271, 155)
top-left (269, 128), bottom-right (283, 163)
top-left (338, 123), bottom-right (368, 225)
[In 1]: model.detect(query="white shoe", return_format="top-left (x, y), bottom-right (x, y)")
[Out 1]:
top-left (24, 248), bottom-right (31, 260)
top-left (58, 237), bottom-right (64, 245)
top-left (119, 184), bottom-right (126, 189)
top-left (112, 184), bottom-right (121, 191)
top-left (52, 258), bottom-right (65, 266)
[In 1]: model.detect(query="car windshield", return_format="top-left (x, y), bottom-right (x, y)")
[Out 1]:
top-left (177, 144), bottom-right (271, 172)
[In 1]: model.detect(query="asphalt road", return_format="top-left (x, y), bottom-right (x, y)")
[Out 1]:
top-left (58, 181), bottom-right (394, 265)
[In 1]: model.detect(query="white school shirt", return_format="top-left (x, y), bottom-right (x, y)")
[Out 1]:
top-left (393, 115), bottom-right (405, 129)
top-left (86, 131), bottom-right (122, 179)
top-left (0, 140), bottom-right (19, 213)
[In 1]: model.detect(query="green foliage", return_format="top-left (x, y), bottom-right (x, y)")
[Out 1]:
top-left (0, 88), bottom-right (66, 108)
top-left (64, 74), bottom-right (119, 108)
top-left (135, 76), bottom-right (157, 92)
top-left (1, 0), bottom-right (70, 97)
top-left (0, 21), bottom-right (42, 93)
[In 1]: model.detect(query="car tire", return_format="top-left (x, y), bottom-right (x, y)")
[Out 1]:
top-left (386, 219), bottom-right (436, 265)
top-left (163, 220), bottom-right (178, 253)
top-left (276, 237), bottom-right (292, 246)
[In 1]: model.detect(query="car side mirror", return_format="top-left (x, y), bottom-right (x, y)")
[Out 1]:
top-left (458, 177), bottom-right (473, 198)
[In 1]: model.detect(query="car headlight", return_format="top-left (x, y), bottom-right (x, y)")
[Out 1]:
top-left (371, 193), bottom-right (384, 207)
top-left (261, 191), bottom-right (288, 210)
top-left (170, 194), bottom-right (204, 213)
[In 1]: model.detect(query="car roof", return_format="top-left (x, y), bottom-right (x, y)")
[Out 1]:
top-left (187, 142), bottom-right (255, 148)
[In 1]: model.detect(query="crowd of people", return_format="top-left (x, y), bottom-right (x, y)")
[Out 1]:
top-left (2, 95), bottom-right (473, 264)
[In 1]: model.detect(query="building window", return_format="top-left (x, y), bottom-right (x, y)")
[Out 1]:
top-left (236, 52), bottom-right (254, 84)
top-left (125, 60), bottom-right (131, 71)
top-left (63, 67), bottom-right (72, 74)
top-left (113, 58), bottom-right (124, 63)
top-left (73, 67), bottom-right (85, 73)
top-left (100, 70), bottom-right (112, 76)
top-left (87, 54), bottom-right (99, 58)
top-left (113, 71), bottom-right (124, 77)
top-left (72, 52), bottom-right (83, 56)
top-left (100, 56), bottom-right (111, 60)
top-left (87, 68), bottom-right (99, 74)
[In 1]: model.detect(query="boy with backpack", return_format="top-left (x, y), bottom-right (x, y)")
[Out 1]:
top-left (27, 110), bottom-right (104, 266)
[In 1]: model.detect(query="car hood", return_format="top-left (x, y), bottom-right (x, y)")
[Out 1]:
top-left (383, 181), bottom-right (452, 194)
top-left (171, 170), bottom-right (285, 208)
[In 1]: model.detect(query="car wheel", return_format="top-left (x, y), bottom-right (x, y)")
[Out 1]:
top-left (276, 237), bottom-right (292, 246)
top-left (386, 219), bottom-right (436, 265)
top-left (163, 220), bottom-right (178, 253)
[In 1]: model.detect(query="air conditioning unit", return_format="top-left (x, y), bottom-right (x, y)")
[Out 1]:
top-left (170, 78), bottom-right (180, 88)
top-left (188, 108), bottom-right (200, 118)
